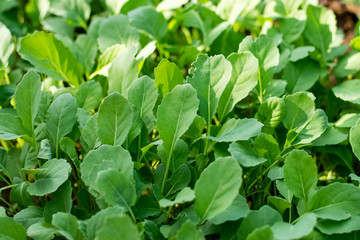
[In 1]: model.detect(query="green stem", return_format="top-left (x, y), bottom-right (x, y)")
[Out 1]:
top-left (247, 160), bottom-right (280, 191)
top-left (258, 68), bottom-right (263, 104)
top-left (164, 206), bottom-right (173, 224)
top-left (0, 184), bottom-right (18, 191)
top-left (161, 148), bottom-right (174, 194)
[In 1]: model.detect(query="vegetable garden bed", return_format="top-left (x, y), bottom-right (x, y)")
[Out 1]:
top-left (1, 0), bottom-right (360, 239)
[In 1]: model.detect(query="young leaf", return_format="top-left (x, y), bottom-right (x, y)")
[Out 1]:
top-left (46, 93), bottom-right (77, 156)
top-left (96, 92), bottom-right (133, 146)
top-left (27, 159), bottom-right (71, 196)
top-left (18, 32), bottom-right (83, 87)
top-left (14, 206), bottom-right (44, 229)
top-left (154, 59), bottom-right (184, 99)
top-left (107, 45), bottom-right (138, 97)
top-left (195, 156), bottom-right (242, 222)
top-left (283, 150), bottom-right (317, 209)
top-left (238, 35), bottom-right (279, 101)
top-left (255, 97), bottom-right (285, 131)
top-left (332, 80), bottom-right (360, 105)
top-left (128, 75), bottom-right (158, 128)
top-left (187, 54), bottom-right (231, 125)
top-left (217, 52), bottom-right (258, 121)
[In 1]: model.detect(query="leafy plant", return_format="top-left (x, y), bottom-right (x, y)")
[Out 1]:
top-left (1, 0), bottom-right (360, 239)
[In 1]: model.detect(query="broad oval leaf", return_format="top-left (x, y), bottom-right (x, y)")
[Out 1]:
top-left (157, 84), bottom-right (199, 158)
top-left (195, 156), bottom-right (242, 222)
top-left (187, 54), bottom-right (232, 124)
top-left (95, 215), bottom-right (141, 240)
top-left (96, 169), bottom-right (136, 212)
top-left (18, 31), bottom-right (83, 87)
top-left (128, 6), bottom-right (168, 40)
top-left (27, 159), bottom-right (71, 196)
top-left (309, 182), bottom-right (360, 220)
top-left (80, 145), bottom-right (133, 193)
top-left (15, 70), bottom-right (42, 133)
top-left (154, 59), bottom-right (184, 99)
top-left (0, 216), bottom-right (27, 240)
top-left (46, 93), bottom-right (78, 154)
top-left (283, 150), bottom-right (317, 208)
top-left (0, 112), bottom-right (27, 140)
top-left (217, 52), bottom-right (258, 121)
top-left (332, 79), bottom-right (360, 105)
top-left (97, 15), bottom-right (139, 52)
top-left (96, 92), bottom-right (133, 146)
top-left (75, 80), bottom-right (102, 111)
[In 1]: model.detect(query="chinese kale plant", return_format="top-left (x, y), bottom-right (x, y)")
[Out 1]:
top-left (1, 0), bottom-right (360, 239)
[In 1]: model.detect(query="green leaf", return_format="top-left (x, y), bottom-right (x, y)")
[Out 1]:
top-left (332, 80), bottom-right (360, 105)
top-left (128, 6), bottom-right (168, 40)
top-left (52, 213), bottom-right (83, 240)
top-left (283, 150), bottom-right (317, 208)
top-left (15, 70), bottom-right (41, 133)
top-left (0, 22), bottom-right (14, 68)
top-left (27, 222), bottom-right (57, 240)
top-left (27, 159), bottom-right (71, 196)
top-left (316, 215), bottom-right (360, 235)
top-left (154, 59), bottom-right (184, 99)
top-left (246, 225), bottom-right (275, 240)
top-left (304, 5), bottom-right (336, 60)
top-left (283, 59), bottom-right (320, 93)
top-left (0, 217), bottom-right (27, 240)
top-left (208, 118), bottom-right (263, 142)
top-left (96, 169), bottom-right (136, 211)
top-left (14, 206), bottom-right (43, 229)
top-left (309, 182), bottom-right (360, 220)
top-left (173, 220), bottom-right (205, 240)
top-left (0, 112), bottom-right (27, 140)
top-left (60, 137), bottom-right (79, 168)
top-left (253, 133), bottom-right (280, 164)
top-left (187, 54), bottom-right (232, 125)
top-left (282, 92), bottom-right (315, 130)
top-left (159, 187), bottom-right (195, 208)
top-left (237, 205), bottom-right (282, 240)
top-left (80, 114), bottom-right (98, 152)
top-left (195, 156), bottom-right (242, 222)
top-left (46, 93), bottom-right (77, 156)
top-left (271, 213), bottom-right (317, 240)
top-left (228, 142), bottom-right (266, 167)
top-left (49, 0), bottom-right (90, 28)
top-left (95, 215), bottom-right (141, 240)
top-left (80, 145), bottom-right (133, 194)
top-left (238, 35), bottom-right (279, 97)
top-left (96, 92), bottom-right (133, 146)
top-left (350, 119), bottom-right (360, 160)
top-left (333, 52), bottom-right (360, 78)
top-left (10, 182), bottom-right (33, 209)
top-left (107, 45), bottom-right (138, 97)
top-left (209, 194), bottom-right (250, 225)
top-left (157, 84), bottom-right (199, 161)
top-left (75, 80), bottom-right (102, 111)
top-left (128, 75), bottom-right (158, 129)
top-left (0, 147), bottom-right (9, 172)
top-left (85, 206), bottom-right (125, 240)
top-left (255, 97), bottom-right (285, 131)
top-left (97, 15), bottom-right (139, 52)
top-left (18, 31), bottom-right (83, 87)
top-left (102, 0), bottom-right (128, 14)
top-left (43, 181), bottom-right (72, 223)
top-left (217, 52), bottom-right (258, 121)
